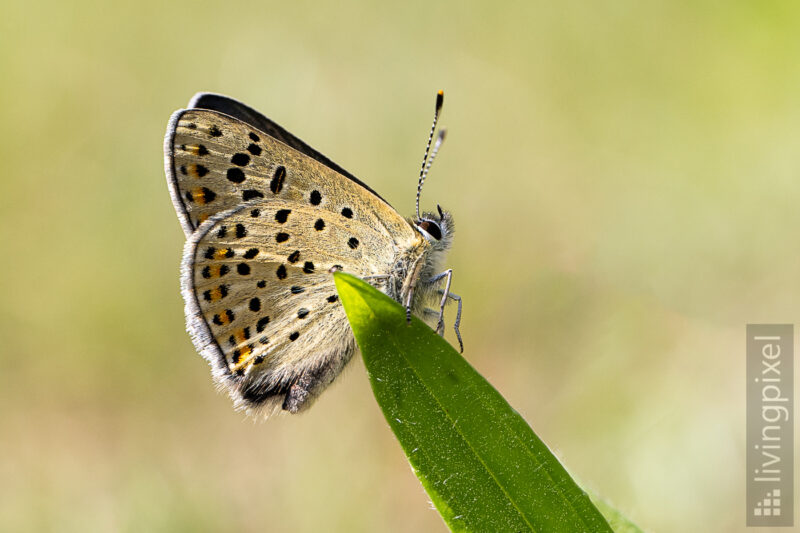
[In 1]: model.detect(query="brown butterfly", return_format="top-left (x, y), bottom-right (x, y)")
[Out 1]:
top-left (164, 92), bottom-right (461, 417)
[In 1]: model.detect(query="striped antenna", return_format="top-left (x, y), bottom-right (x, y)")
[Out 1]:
top-left (415, 90), bottom-right (444, 220)
top-left (420, 129), bottom-right (446, 199)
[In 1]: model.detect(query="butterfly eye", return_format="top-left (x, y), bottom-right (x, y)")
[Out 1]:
top-left (418, 220), bottom-right (442, 240)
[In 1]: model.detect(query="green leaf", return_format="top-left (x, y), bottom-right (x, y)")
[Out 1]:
top-left (334, 273), bottom-right (620, 532)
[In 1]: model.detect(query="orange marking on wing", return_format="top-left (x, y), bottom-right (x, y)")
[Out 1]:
top-left (193, 188), bottom-right (208, 204)
top-left (230, 345), bottom-right (254, 372)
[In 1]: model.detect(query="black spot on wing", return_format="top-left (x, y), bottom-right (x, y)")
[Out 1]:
top-left (243, 190), bottom-right (263, 201)
top-left (231, 153), bottom-right (250, 166)
top-left (270, 166), bottom-right (286, 194)
top-left (227, 168), bottom-right (245, 183)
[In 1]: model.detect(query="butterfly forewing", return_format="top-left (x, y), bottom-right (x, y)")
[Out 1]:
top-left (166, 108), bottom-right (412, 240)
top-left (188, 93), bottom-right (377, 194)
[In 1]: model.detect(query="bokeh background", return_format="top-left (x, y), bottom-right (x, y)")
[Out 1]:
top-left (2, 2), bottom-right (799, 532)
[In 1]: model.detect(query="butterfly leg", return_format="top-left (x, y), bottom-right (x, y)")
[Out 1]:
top-left (426, 270), bottom-right (450, 284)
top-left (423, 294), bottom-right (463, 352)
top-left (363, 274), bottom-right (390, 280)
top-left (430, 269), bottom-right (453, 334)
top-left (439, 290), bottom-right (463, 353)
top-left (363, 274), bottom-right (391, 288)
top-left (427, 269), bottom-right (464, 353)
top-left (423, 307), bottom-right (439, 319)
top-left (404, 288), bottom-right (414, 324)
top-left (403, 260), bottom-right (428, 325)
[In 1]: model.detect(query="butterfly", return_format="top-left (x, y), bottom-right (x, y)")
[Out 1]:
top-left (164, 91), bottom-right (462, 416)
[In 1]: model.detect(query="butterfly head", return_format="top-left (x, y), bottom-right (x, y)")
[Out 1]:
top-left (415, 204), bottom-right (454, 251)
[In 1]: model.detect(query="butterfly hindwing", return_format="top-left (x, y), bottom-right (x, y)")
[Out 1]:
top-left (182, 199), bottom-right (403, 413)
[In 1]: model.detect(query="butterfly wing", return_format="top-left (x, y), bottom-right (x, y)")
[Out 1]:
top-left (165, 105), bottom-right (391, 237)
top-left (166, 106), bottom-right (421, 414)
top-left (183, 199), bottom-right (405, 415)
top-left (188, 93), bottom-right (386, 201)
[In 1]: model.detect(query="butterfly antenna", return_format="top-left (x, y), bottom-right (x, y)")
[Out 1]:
top-left (416, 90), bottom-right (444, 220)
top-left (422, 128), bottom-right (446, 191)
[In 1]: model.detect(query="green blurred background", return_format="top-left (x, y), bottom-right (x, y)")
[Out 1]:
top-left (1, 1), bottom-right (798, 531)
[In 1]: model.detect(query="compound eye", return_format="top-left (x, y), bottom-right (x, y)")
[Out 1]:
top-left (418, 220), bottom-right (442, 240)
